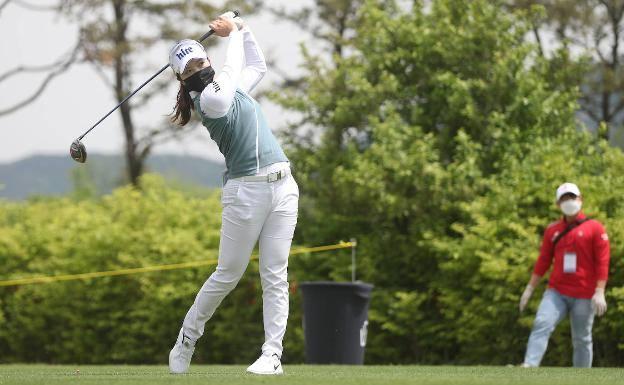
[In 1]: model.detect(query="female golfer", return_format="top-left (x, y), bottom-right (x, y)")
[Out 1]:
top-left (167, 15), bottom-right (298, 375)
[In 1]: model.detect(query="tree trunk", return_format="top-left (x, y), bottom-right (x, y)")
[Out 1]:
top-left (113, 0), bottom-right (143, 186)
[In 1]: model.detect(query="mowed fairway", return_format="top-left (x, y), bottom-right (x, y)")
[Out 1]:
top-left (0, 365), bottom-right (623, 385)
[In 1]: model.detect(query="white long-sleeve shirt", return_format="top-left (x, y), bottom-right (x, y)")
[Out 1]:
top-left (196, 26), bottom-right (267, 119)
top-left (190, 25), bottom-right (287, 179)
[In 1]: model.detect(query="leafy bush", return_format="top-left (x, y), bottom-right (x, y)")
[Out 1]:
top-left (273, 0), bottom-right (624, 366)
top-left (0, 175), bottom-right (266, 364)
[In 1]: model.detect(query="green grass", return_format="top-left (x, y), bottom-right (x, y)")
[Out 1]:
top-left (0, 365), bottom-right (623, 385)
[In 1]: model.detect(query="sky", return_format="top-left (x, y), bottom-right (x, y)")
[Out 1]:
top-left (0, 1), bottom-right (312, 164)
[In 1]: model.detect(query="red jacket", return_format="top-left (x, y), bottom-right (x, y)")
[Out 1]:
top-left (533, 212), bottom-right (610, 299)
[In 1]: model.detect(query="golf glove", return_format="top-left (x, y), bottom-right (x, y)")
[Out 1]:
top-left (519, 284), bottom-right (534, 312)
top-left (220, 11), bottom-right (244, 30)
top-left (591, 287), bottom-right (607, 317)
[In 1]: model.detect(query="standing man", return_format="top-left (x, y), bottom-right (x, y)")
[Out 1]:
top-left (519, 183), bottom-right (610, 367)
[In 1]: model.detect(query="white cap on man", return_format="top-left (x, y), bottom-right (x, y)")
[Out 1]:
top-left (169, 39), bottom-right (208, 75)
top-left (555, 182), bottom-right (581, 202)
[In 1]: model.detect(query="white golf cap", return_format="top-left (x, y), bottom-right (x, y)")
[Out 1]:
top-left (169, 39), bottom-right (207, 75)
top-left (555, 182), bottom-right (581, 202)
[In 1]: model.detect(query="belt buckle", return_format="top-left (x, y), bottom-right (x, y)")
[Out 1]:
top-left (267, 171), bottom-right (281, 183)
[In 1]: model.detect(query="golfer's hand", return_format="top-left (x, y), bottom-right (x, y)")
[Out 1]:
top-left (209, 16), bottom-right (237, 37)
top-left (519, 284), bottom-right (534, 312)
top-left (591, 288), bottom-right (607, 317)
top-left (219, 11), bottom-right (244, 30)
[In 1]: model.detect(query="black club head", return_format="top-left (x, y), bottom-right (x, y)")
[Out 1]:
top-left (70, 139), bottom-right (87, 163)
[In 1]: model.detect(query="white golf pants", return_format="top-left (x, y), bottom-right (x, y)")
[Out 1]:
top-left (181, 162), bottom-right (299, 356)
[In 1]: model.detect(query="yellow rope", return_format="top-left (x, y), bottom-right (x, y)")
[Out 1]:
top-left (0, 241), bottom-right (354, 288)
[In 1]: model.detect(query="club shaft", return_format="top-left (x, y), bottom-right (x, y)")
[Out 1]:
top-left (77, 29), bottom-right (217, 140)
top-left (79, 63), bottom-right (169, 140)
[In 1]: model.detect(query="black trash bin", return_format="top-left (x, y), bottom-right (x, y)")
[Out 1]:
top-left (299, 281), bottom-right (374, 364)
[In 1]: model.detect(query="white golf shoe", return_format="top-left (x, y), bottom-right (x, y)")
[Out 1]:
top-left (246, 352), bottom-right (283, 375)
top-left (169, 328), bottom-right (195, 374)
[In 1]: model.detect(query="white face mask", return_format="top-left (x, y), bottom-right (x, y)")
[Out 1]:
top-left (560, 199), bottom-right (582, 216)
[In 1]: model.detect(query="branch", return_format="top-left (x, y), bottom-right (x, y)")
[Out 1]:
top-left (608, 95), bottom-right (624, 120)
top-left (136, 120), bottom-right (200, 151)
top-left (130, 77), bottom-right (171, 107)
top-left (135, 121), bottom-right (204, 163)
top-left (566, 34), bottom-right (590, 49)
top-left (0, 53), bottom-right (72, 83)
top-left (532, 25), bottom-right (544, 57)
top-left (0, 0), bottom-right (11, 14)
top-left (268, 5), bottom-right (312, 28)
top-left (138, 141), bottom-right (151, 164)
top-left (579, 98), bottom-right (601, 124)
top-left (0, 0), bottom-right (58, 13)
top-left (269, 61), bottom-right (305, 89)
top-left (13, 0), bottom-right (58, 11)
top-left (593, 27), bottom-right (608, 64)
top-left (0, 40), bottom-right (81, 116)
top-left (84, 54), bottom-right (114, 88)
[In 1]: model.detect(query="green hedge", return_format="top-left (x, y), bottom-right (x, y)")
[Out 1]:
top-left (0, 176), bottom-right (249, 363)
top-left (0, 175), bottom-right (353, 364)
top-left (0, 154), bottom-right (623, 365)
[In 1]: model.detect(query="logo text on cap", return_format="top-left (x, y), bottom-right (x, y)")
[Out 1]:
top-left (176, 46), bottom-right (194, 60)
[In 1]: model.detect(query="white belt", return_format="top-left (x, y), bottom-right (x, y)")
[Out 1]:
top-left (233, 168), bottom-right (291, 183)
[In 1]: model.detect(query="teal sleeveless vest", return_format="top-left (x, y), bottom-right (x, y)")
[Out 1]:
top-left (194, 89), bottom-right (288, 179)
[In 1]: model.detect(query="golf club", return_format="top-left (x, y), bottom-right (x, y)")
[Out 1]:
top-left (70, 10), bottom-right (240, 163)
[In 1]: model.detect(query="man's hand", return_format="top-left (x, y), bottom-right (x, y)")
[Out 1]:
top-left (591, 287), bottom-right (607, 316)
top-left (209, 16), bottom-right (237, 37)
top-left (519, 284), bottom-right (535, 312)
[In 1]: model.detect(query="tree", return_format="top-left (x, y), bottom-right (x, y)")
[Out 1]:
top-left (267, 0), bottom-right (398, 93)
top-left (508, 0), bottom-right (624, 142)
top-left (0, 0), bottom-right (257, 185)
top-left (273, 0), bottom-right (624, 364)
top-left (271, 0), bottom-right (366, 59)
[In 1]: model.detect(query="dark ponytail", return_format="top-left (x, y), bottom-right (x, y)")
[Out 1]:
top-left (171, 81), bottom-right (194, 126)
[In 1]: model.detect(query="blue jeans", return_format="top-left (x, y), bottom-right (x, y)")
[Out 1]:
top-left (524, 289), bottom-right (595, 367)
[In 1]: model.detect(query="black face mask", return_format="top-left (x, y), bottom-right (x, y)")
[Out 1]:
top-left (182, 66), bottom-right (215, 92)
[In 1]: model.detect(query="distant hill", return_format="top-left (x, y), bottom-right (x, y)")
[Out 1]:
top-left (0, 154), bottom-right (225, 200)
